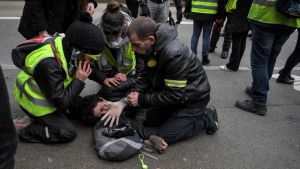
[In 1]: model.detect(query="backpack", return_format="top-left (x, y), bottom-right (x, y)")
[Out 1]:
top-left (276, 0), bottom-right (300, 18)
top-left (93, 116), bottom-right (142, 161)
top-left (11, 33), bottom-right (62, 74)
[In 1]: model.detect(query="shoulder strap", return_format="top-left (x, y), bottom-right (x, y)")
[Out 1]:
top-left (49, 33), bottom-right (62, 69)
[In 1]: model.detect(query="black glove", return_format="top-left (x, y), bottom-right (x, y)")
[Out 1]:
top-left (140, 4), bottom-right (150, 17)
top-left (176, 7), bottom-right (183, 24)
top-left (167, 15), bottom-right (176, 26)
top-left (183, 12), bottom-right (190, 19)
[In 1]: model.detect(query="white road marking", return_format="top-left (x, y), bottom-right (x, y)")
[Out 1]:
top-left (0, 17), bottom-right (21, 19)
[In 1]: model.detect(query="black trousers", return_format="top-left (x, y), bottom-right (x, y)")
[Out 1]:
top-left (19, 107), bottom-right (77, 143)
top-left (143, 106), bottom-right (209, 145)
top-left (282, 29), bottom-right (300, 74)
top-left (226, 31), bottom-right (249, 71)
top-left (126, 0), bottom-right (139, 18)
top-left (0, 66), bottom-right (18, 169)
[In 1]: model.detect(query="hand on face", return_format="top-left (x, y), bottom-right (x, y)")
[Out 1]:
top-left (75, 61), bottom-right (92, 82)
top-left (126, 92), bottom-right (139, 107)
top-left (93, 99), bottom-right (110, 118)
top-left (101, 101), bottom-right (127, 127)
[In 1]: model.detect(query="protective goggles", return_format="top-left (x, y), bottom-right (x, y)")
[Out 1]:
top-left (83, 53), bottom-right (101, 60)
top-left (74, 48), bottom-right (101, 60)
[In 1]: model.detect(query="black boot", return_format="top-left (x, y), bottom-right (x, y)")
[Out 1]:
top-left (205, 105), bottom-right (219, 135)
top-left (278, 69), bottom-right (294, 80)
top-left (221, 50), bottom-right (229, 59)
top-left (202, 56), bottom-right (210, 65)
top-left (209, 26), bottom-right (220, 53)
top-left (276, 69), bottom-right (294, 84)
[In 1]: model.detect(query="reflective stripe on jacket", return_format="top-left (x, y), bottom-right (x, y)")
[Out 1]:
top-left (103, 43), bottom-right (136, 76)
top-left (191, 0), bottom-right (218, 14)
top-left (248, 0), bottom-right (300, 28)
top-left (13, 35), bottom-right (73, 117)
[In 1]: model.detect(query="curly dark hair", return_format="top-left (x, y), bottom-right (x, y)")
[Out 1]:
top-left (81, 94), bottom-right (103, 126)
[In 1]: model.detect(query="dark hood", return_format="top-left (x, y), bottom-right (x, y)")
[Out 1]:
top-left (154, 24), bottom-right (178, 52)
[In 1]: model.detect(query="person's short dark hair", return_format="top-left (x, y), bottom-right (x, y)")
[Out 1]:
top-left (81, 94), bottom-right (103, 126)
top-left (127, 16), bottom-right (157, 41)
top-left (102, 1), bottom-right (125, 35)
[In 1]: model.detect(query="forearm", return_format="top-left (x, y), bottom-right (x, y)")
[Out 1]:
top-left (88, 66), bottom-right (107, 85)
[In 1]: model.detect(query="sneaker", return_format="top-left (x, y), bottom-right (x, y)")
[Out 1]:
top-left (202, 57), bottom-right (210, 65)
top-left (220, 65), bottom-right (233, 71)
top-left (205, 105), bottom-right (219, 135)
top-left (14, 115), bottom-right (32, 134)
top-left (235, 100), bottom-right (267, 115)
top-left (221, 51), bottom-right (229, 59)
top-left (245, 86), bottom-right (252, 97)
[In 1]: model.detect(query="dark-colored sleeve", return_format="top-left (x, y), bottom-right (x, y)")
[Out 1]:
top-left (184, 0), bottom-right (192, 13)
top-left (131, 73), bottom-right (151, 94)
top-left (25, 0), bottom-right (49, 32)
top-left (34, 58), bottom-right (85, 110)
top-left (135, 53), bottom-right (145, 78)
top-left (89, 0), bottom-right (98, 9)
top-left (88, 65), bottom-right (107, 85)
top-left (217, 0), bottom-right (226, 19)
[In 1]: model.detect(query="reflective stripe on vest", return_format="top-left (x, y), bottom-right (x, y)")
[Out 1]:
top-left (191, 0), bottom-right (218, 14)
top-left (13, 35), bottom-right (73, 117)
top-left (248, 0), bottom-right (300, 28)
top-left (164, 79), bottom-right (187, 88)
top-left (104, 43), bottom-right (136, 76)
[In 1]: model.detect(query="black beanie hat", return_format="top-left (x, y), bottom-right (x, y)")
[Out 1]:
top-left (65, 12), bottom-right (104, 55)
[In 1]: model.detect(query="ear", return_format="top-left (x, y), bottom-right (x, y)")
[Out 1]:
top-left (148, 36), bottom-right (155, 45)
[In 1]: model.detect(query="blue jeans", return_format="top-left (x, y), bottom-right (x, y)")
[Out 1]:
top-left (0, 66), bottom-right (18, 169)
top-left (250, 25), bottom-right (291, 106)
top-left (191, 20), bottom-right (214, 57)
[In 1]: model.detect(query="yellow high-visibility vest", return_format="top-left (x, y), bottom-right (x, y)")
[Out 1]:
top-left (14, 35), bottom-right (73, 117)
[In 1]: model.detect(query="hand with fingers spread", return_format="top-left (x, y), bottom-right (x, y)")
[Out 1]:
top-left (103, 77), bottom-right (120, 88)
top-left (75, 61), bottom-right (92, 82)
top-left (114, 73), bottom-right (127, 82)
top-left (101, 100), bottom-right (127, 127)
top-left (126, 92), bottom-right (140, 107)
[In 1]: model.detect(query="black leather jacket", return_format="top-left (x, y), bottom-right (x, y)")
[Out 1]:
top-left (133, 24), bottom-right (211, 108)
top-left (18, 0), bottom-right (97, 40)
